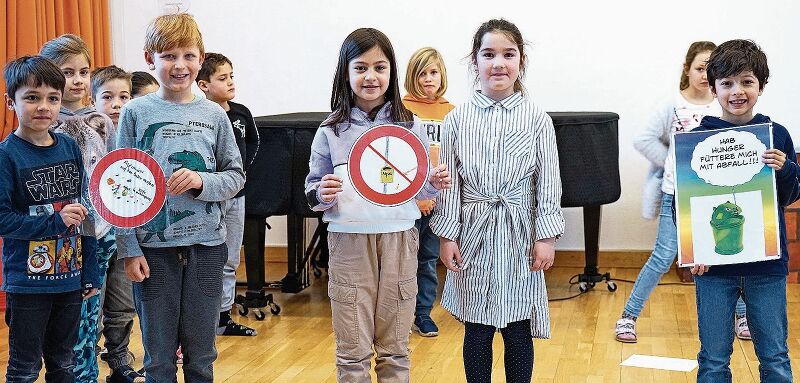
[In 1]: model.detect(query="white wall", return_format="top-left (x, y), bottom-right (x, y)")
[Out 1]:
top-left (109, 0), bottom-right (800, 250)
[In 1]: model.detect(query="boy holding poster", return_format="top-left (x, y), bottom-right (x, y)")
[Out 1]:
top-left (684, 39), bottom-right (799, 382)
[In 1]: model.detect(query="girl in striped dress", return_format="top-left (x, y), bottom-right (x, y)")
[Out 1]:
top-left (430, 19), bottom-right (565, 383)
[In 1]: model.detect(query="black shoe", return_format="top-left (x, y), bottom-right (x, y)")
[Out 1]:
top-left (217, 318), bottom-right (257, 336)
top-left (412, 316), bottom-right (439, 337)
top-left (107, 365), bottom-right (145, 383)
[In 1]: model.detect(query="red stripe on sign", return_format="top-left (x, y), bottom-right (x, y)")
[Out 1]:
top-left (366, 143), bottom-right (414, 184)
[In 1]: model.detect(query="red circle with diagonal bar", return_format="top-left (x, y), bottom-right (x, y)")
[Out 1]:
top-left (348, 124), bottom-right (429, 207)
top-left (89, 148), bottom-right (166, 228)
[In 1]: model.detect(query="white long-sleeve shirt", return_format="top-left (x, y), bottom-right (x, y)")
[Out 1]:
top-left (633, 92), bottom-right (720, 218)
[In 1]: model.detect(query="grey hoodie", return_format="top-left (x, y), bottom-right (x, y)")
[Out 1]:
top-left (305, 102), bottom-right (439, 233)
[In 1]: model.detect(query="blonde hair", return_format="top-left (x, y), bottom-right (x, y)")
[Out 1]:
top-left (404, 47), bottom-right (448, 100)
top-left (143, 13), bottom-right (204, 55)
top-left (39, 34), bottom-right (92, 67)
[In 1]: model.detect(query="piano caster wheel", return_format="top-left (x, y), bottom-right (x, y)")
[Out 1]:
top-left (269, 303), bottom-right (281, 315)
top-left (235, 291), bottom-right (279, 320)
top-left (253, 309), bottom-right (266, 321)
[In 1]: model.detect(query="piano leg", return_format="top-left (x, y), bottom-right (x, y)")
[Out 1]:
top-left (235, 216), bottom-right (281, 319)
top-left (242, 215), bottom-right (266, 292)
top-left (282, 213), bottom-right (307, 293)
top-left (576, 205), bottom-right (617, 293)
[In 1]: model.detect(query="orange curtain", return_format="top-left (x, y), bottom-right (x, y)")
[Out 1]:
top-left (1, 0), bottom-right (111, 140)
top-left (0, 0), bottom-right (110, 309)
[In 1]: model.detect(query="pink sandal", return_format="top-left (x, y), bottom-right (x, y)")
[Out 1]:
top-left (735, 316), bottom-right (751, 340)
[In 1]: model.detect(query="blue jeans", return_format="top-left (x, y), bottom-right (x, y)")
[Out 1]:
top-left (133, 244), bottom-right (227, 383)
top-left (5, 291), bottom-right (82, 383)
top-left (695, 274), bottom-right (791, 383)
top-left (414, 214), bottom-right (439, 318)
top-left (624, 193), bottom-right (746, 317)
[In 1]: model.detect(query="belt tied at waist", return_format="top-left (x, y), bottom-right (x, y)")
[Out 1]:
top-left (458, 187), bottom-right (531, 276)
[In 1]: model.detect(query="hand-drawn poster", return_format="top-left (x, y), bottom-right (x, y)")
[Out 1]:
top-left (88, 148), bottom-right (166, 228)
top-left (673, 123), bottom-right (780, 266)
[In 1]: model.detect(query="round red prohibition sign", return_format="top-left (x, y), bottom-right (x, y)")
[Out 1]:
top-left (348, 124), bottom-right (429, 206)
top-left (89, 148), bottom-right (166, 228)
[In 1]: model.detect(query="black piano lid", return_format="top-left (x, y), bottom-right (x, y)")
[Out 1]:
top-left (254, 112), bottom-right (620, 128)
top-left (255, 112), bottom-right (329, 129)
top-left (547, 112), bottom-right (619, 125)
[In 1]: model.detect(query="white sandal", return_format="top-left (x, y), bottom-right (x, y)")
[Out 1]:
top-left (615, 318), bottom-right (637, 343)
top-left (735, 316), bottom-right (752, 340)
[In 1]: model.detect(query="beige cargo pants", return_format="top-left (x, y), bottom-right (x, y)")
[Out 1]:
top-left (327, 228), bottom-right (419, 383)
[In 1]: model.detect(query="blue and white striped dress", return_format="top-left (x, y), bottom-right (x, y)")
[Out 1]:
top-left (429, 91), bottom-right (565, 338)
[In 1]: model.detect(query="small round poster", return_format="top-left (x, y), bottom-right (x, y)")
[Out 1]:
top-left (348, 124), bottom-right (429, 207)
top-left (89, 148), bottom-right (166, 228)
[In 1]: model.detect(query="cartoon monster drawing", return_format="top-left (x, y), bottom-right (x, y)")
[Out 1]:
top-left (709, 201), bottom-right (745, 255)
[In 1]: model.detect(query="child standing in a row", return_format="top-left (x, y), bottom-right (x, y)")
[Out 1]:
top-left (2, 55), bottom-right (100, 383)
top-left (39, 34), bottom-right (118, 383)
top-left (616, 41), bottom-right (750, 343)
top-left (118, 14), bottom-right (244, 383)
top-left (90, 65), bottom-right (145, 383)
top-left (431, 19), bottom-right (564, 382)
top-left (402, 47), bottom-right (455, 337)
top-left (305, 28), bottom-right (450, 382)
top-left (691, 39), bottom-right (798, 383)
top-left (197, 52), bottom-right (260, 337)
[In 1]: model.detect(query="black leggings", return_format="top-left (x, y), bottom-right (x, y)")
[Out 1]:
top-left (463, 319), bottom-right (533, 383)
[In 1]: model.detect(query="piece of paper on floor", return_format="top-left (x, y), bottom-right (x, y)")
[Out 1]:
top-left (620, 354), bottom-right (698, 372)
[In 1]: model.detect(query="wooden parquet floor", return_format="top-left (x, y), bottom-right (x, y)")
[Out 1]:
top-left (3, 263), bottom-right (800, 382)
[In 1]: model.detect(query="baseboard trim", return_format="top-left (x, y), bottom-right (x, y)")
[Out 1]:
top-left (264, 246), bottom-right (286, 263)
top-left (260, 247), bottom-right (652, 269)
top-left (554, 250), bottom-right (651, 268)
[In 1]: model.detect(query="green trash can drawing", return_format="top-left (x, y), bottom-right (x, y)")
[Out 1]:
top-left (709, 201), bottom-right (745, 255)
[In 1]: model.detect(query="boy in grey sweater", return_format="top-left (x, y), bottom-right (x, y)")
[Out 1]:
top-left (115, 14), bottom-right (244, 383)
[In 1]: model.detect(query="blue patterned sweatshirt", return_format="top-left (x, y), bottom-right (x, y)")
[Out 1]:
top-left (0, 132), bottom-right (100, 293)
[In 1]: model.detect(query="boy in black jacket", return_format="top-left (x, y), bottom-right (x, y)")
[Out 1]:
top-left (197, 52), bottom-right (260, 336)
top-left (690, 39), bottom-right (799, 383)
